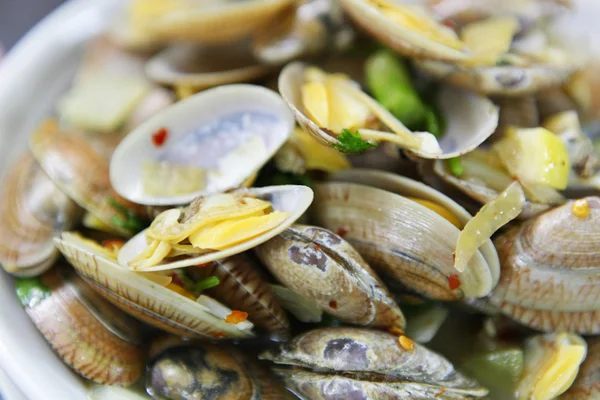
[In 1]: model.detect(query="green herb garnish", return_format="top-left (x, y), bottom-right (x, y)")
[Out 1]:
top-left (107, 197), bottom-right (146, 234)
top-left (447, 157), bottom-right (464, 177)
top-left (424, 105), bottom-right (445, 138)
top-left (332, 129), bottom-right (377, 153)
top-left (196, 276), bottom-right (220, 292)
top-left (15, 277), bottom-right (51, 308)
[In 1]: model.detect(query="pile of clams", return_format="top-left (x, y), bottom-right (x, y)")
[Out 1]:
top-left (3, 0), bottom-right (600, 399)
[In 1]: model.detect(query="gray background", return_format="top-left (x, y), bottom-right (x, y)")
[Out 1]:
top-left (1, 0), bottom-right (66, 49)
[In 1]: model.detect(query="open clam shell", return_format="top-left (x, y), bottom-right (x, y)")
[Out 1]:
top-left (110, 85), bottom-right (295, 206)
top-left (338, 0), bottom-right (469, 61)
top-left (145, 43), bottom-right (270, 92)
top-left (29, 121), bottom-right (145, 237)
top-left (310, 170), bottom-right (497, 300)
top-left (278, 62), bottom-right (499, 159)
top-left (118, 185), bottom-right (313, 271)
top-left (255, 224), bottom-right (406, 330)
top-left (416, 59), bottom-right (576, 96)
top-left (16, 265), bottom-right (144, 386)
top-left (490, 197), bottom-right (600, 334)
top-left (0, 153), bottom-right (81, 276)
top-left (261, 327), bottom-right (488, 398)
top-left (55, 233), bottom-right (255, 340)
top-left (130, 0), bottom-right (294, 45)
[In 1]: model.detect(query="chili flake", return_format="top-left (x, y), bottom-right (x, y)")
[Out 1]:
top-left (225, 310), bottom-right (248, 324)
top-left (101, 239), bottom-right (124, 252)
top-left (336, 227), bottom-right (349, 237)
top-left (211, 331), bottom-right (225, 339)
top-left (448, 274), bottom-right (461, 290)
top-left (152, 128), bottom-right (169, 147)
top-left (398, 335), bottom-right (415, 351)
top-left (328, 300), bottom-right (338, 309)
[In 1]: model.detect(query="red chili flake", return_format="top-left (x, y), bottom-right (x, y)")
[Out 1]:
top-left (442, 19), bottom-right (456, 30)
top-left (434, 387), bottom-right (447, 398)
top-left (336, 227), bottom-right (349, 238)
top-left (170, 273), bottom-right (185, 287)
top-left (101, 239), bottom-right (124, 251)
top-left (314, 244), bottom-right (321, 251)
top-left (195, 262), bottom-right (212, 268)
top-left (225, 310), bottom-right (248, 324)
top-left (152, 127), bottom-right (169, 147)
top-left (211, 331), bottom-right (225, 339)
top-left (448, 274), bottom-right (461, 290)
top-left (329, 300), bottom-right (338, 309)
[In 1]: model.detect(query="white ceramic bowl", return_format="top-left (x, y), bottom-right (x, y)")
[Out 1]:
top-left (1, 1), bottom-right (600, 399)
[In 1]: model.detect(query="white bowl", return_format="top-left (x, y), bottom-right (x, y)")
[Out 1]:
top-left (1, 0), bottom-right (600, 399)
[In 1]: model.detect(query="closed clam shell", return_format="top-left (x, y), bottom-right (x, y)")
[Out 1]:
top-left (261, 327), bottom-right (488, 398)
top-left (278, 62), bottom-right (499, 159)
top-left (18, 265), bottom-right (144, 385)
top-left (55, 232), bottom-right (255, 340)
top-left (145, 43), bottom-right (270, 90)
top-left (29, 121), bottom-right (144, 237)
top-left (0, 153), bottom-right (80, 276)
top-left (255, 224), bottom-right (406, 330)
top-left (561, 337), bottom-right (600, 399)
top-left (310, 181), bottom-right (495, 300)
top-left (338, 0), bottom-right (469, 61)
top-left (416, 60), bottom-right (575, 96)
top-left (191, 253), bottom-right (290, 336)
top-left (490, 197), bottom-right (600, 333)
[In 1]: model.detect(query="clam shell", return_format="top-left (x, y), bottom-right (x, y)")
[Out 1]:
top-left (29, 121), bottom-right (144, 237)
top-left (490, 197), bottom-right (600, 333)
top-left (137, 0), bottom-right (294, 45)
top-left (561, 337), bottom-right (600, 400)
top-left (55, 233), bottom-right (255, 340)
top-left (416, 59), bottom-right (575, 96)
top-left (310, 175), bottom-right (496, 300)
top-left (118, 185), bottom-right (314, 271)
top-left (110, 85), bottom-right (295, 206)
top-left (0, 153), bottom-right (80, 276)
top-left (191, 253), bottom-right (290, 336)
top-left (255, 224), bottom-right (406, 330)
top-left (278, 62), bottom-right (499, 159)
top-left (261, 327), bottom-right (488, 397)
top-left (145, 43), bottom-right (270, 90)
top-left (338, 0), bottom-right (469, 61)
top-left (19, 266), bottom-right (144, 385)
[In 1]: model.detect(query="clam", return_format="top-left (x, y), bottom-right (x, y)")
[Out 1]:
top-left (338, 0), bottom-right (470, 61)
top-left (561, 337), bottom-right (600, 399)
top-left (278, 62), bottom-right (499, 159)
top-left (145, 43), bottom-right (270, 98)
top-left (251, 0), bottom-right (354, 65)
top-left (15, 265), bottom-right (144, 385)
top-left (489, 197), bottom-right (600, 334)
top-left (29, 120), bottom-right (147, 237)
top-left (128, 0), bottom-right (293, 45)
top-left (260, 327), bottom-right (488, 399)
top-left (110, 84), bottom-right (295, 206)
top-left (0, 153), bottom-right (80, 276)
top-left (492, 95), bottom-right (539, 140)
top-left (147, 340), bottom-right (293, 400)
top-left (54, 232), bottom-right (257, 340)
top-left (255, 224), bottom-right (406, 330)
top-left (310, 168), bottom-right (499, 301)
top-left (118, 185), bottom-right (313, 271)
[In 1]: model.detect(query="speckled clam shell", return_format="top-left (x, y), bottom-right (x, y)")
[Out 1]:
top-left (490, 197), bottom-right (600, 333)
top-left (22, 266), bottom-right (144, 386)
top-left (561, 337), bottom-right (600, 399)
top-left (255, 224), bottom-right (406, 330)
top-left (29, 122), bottom-right (145, 237)
top-left (261, 327), bottom-right (488, 398)
top-left (416, 60), bottom-right (575, 96)
top-left (191, 253), bottom-right (290, 336)
top-left (430, 159), bottom-right (556, 219)
top-left (278, 62), bottom-right (499, 159)
top-left (310, 174), bottom-right (496, 300)
top-left (0, 153), bottom-right (80, 276)
top-left (338, 0), bottom-right (469, 61)
top-left (55, 233), bottom-right (255, 340)
top-left (145, 43), bottom-right (270, 90)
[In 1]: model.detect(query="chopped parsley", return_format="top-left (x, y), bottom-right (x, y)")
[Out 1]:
top-left (447, 157), bottom-right (464, 177)
top-left (15, 277), bottom-right (51, 308)
top-left (332, 129), bottom-right (377, 153)
top-left (107, 197), bottom-right (146, 234)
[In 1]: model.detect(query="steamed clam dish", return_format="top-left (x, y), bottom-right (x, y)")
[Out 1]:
top-left (3, 0), bottom-right (600, 399)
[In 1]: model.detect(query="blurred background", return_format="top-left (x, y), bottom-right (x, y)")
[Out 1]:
top-left (0, 0), bottom-right (65, 50)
